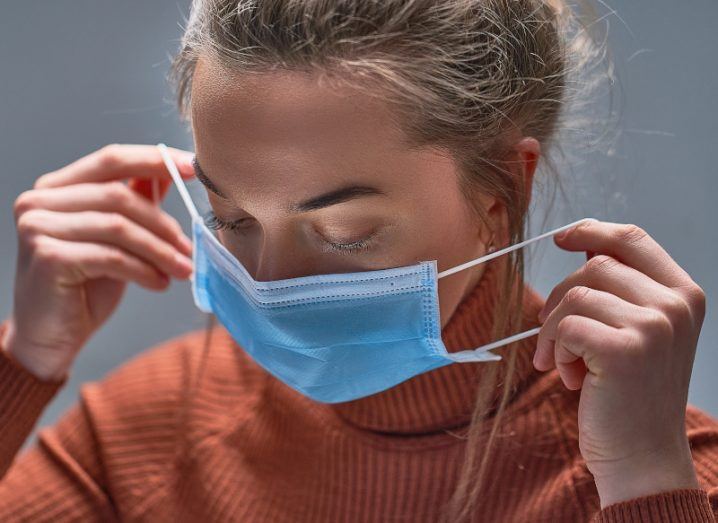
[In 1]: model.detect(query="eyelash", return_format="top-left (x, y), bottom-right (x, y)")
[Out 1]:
top-left (204, 211), bottom-right (247, 232)
top-left (324, 236), bottom-right (375, 255)
top-left (204, 210), bottom-right (376, 255)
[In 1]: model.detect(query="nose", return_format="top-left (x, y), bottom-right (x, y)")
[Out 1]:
top-left (250, 228), bottom-right (309, 282)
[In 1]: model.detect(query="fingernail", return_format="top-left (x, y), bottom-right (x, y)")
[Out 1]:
top-left (178, 152), bottom-right (195, 169)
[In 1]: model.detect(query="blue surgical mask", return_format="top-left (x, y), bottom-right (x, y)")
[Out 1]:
top-left (157, 143), bottom-right (592, 403)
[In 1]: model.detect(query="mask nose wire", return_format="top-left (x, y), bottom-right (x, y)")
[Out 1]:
top-left (157, 143), bottom-right (201, 221)
top-left (436, 217), bottom-right (596, 280)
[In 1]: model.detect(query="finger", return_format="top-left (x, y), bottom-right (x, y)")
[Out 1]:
top-left (539, 255), bottom-right (671, 322)
top-left (553, 220), bottom-right (691, 290)
top-left (14, 182), bottom-right (192, 256)
top-left (553, 315), bottom-right (626, 389)
top-left (20, 209), bottom-right (193, 280)
top-left (43, 236), bottom-right (170, 291)
top-left (535, 286), bottom-right (642, 371)
top-left (34, 144), bottom-right (196, 189)
top-left (128, 177), bottom-right (172, 204)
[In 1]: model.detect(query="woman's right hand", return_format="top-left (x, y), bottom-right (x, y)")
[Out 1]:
top-left (2, 144), bottom-right (197, 381)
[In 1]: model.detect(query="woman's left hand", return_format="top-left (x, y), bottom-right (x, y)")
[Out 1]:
top-left (533, 219), bottom-right (707, 508)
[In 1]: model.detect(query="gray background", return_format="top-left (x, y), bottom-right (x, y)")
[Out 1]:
top-left (0, 1), bottom-right (715, 450)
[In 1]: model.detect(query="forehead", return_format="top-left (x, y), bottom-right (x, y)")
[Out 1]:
top-left (190, 56), bottom-right (411, 160)
top-left (188, 56), bottom-right (461, 212)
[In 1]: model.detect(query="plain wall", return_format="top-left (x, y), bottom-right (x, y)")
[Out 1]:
top-left (0, 1), bottom-right (715, 451)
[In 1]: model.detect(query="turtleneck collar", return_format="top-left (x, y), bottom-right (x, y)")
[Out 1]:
top-left (327, 256), bottom-right (546, 435)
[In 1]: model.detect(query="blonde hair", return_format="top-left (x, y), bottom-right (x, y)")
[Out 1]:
top-left (169, 1), bottom-right (607, 520)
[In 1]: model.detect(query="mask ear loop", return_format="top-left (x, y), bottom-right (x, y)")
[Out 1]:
top-left (441, 217), bottom-right (596, 362)
top-left (156, 143), bottom-right (201, 221)
top-left (157, 143), bottom-right (207, 292)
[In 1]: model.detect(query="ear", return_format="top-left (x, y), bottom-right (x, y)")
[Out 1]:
top-left (514, 137), bottom-right (540, 211)
top-left (484, 136), bottom-right (541, 242)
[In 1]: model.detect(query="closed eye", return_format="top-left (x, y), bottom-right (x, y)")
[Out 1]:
top-left (203, 210), bottom-right (252, 232)
top-left (204, 210), bottom-right (382, 256)
top-left (323, 233), bottom-right (377, 255)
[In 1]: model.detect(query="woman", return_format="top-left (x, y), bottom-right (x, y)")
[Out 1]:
top-left (0, 1), bottom-right (716, 521)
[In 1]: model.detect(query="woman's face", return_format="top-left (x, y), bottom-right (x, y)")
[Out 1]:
top-left (190, 56), bottom-right (536, 327)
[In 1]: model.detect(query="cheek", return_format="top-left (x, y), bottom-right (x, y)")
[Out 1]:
top-left (437, 267), bottom-right (487, 328)
top-left (400, 194), bottom-right (486, 329)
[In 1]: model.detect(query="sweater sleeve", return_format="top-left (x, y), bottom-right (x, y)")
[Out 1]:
top-left (0, 318), bottom-right (119, 521)
top-left (589, 406), bottom-right (718, 523)
top-left (0, 319), bottom-right (66, 477)
top-left (592, 488), bottom-right (715, 522)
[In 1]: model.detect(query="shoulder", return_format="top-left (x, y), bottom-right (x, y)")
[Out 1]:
top-left (74, 321), bottom-right (269, 466)
top-left (85, 320), bottom-right (269, 420)
top-left (686, 403), bottom-right (718, 434)
top-left (19, 323), bottom-right (270, 518)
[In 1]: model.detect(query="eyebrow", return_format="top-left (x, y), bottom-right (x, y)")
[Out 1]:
top-left (192, 157), bottom-right (229, 200)
top-left (290, 185), bottom-right (383, 213)
top-left (192, 157), bottom-right (384, 213)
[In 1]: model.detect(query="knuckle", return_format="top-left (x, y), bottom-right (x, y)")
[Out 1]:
top-left (626, 330), bottom-right (643, 352)
top-left (616, 223), bottom-right (647, 245)
top-left (98, 143), bottom-right (124, 170)
top-left (556, 315), bottom-right (579, 340)
top-left (575, 218), bottom-right (597, 233)
top-left (105, 181), bottom-right (131, 206)
top-left (563, 285), bottom-right (592, 306)
top-left (33, 173), bottom-right (56, 189)
top-left (661, 291), bottom-right (692, 322)
top-left (16, 210), bottom-right (43, 237)
top-left (13, 190), bottom-right (38, 219)
top-left (683, 283), bottom-right (707, 319)
top-left (584, 254), bottom-right (617, 275)
top-left (641, 309), bottom-right (674, 342)
top-left (104, 212), bottom-right (128, 235)
top-left (101, 246), bottom-right (125, 267)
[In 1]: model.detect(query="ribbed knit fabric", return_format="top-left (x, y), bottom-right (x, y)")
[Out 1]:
top-left (0, 258), bottom-right (716, 522)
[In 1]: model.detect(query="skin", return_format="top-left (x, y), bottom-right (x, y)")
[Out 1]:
top-left (2, 55), bottom-right (707, 508)
top-left (188, 58), bottom-right (506, 325)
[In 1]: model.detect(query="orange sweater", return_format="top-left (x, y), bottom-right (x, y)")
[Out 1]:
top-left (0, 259), bottom-right (716, 522)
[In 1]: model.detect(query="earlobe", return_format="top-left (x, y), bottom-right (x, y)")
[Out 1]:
top-left (485, 229), bottom-right (497, 254)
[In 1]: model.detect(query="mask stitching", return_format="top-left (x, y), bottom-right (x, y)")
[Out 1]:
top-left (200, 238), bottom-right (430, 294)
top-left (206, 269), bottom-right (428, 309)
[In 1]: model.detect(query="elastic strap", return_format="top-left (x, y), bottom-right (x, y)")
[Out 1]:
top-left (437, 217), bottom-right (596, 279)
top-left (157, 143), bottom-right (200, 221)
top-left (445, 326), bottom-right (542, 363)
top-left (440, 217), bottom-right (597, 361)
